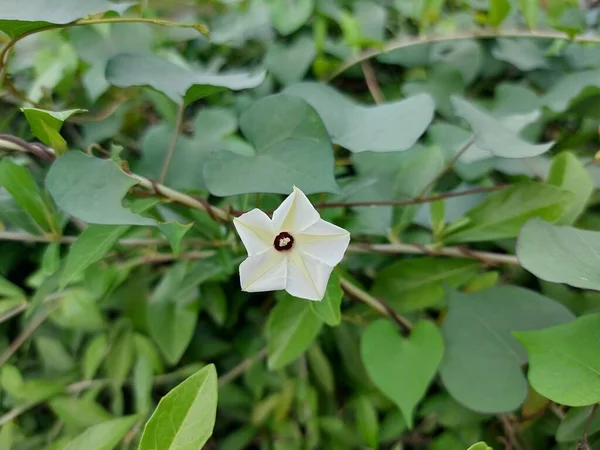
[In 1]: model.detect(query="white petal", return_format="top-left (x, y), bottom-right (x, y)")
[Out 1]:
top-left (272, 186), bottom-right (320, 233)
top-left (285, 251), bottom-right (333, 301)
top-left (233, 209), bottom-right (275, 256)
top-left (297, 219), bottom-right (350, 266)
top-left (239, 249), bottom-right (287, 292)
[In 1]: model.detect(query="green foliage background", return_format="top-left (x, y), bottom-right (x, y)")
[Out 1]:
top-left (1, 0), bottom-right (600, 449)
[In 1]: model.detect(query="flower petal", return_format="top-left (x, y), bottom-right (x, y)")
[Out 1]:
top-left (272, 186), bottom-right (320, 233)
top-left (297, 219), bottom-right (350, 266)
top-left (239, 249), bottom-right (287, 292)
top-left (233, 209), bottom-right (275, 256)
top-left (286, 251), bottom-right (333, 301)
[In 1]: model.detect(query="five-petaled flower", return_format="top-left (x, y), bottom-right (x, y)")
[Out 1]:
top-left (233, 187), bottom-right (350, 301)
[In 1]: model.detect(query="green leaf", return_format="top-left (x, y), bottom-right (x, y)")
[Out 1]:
top-left (556, 405), bottom-right (600, 443)
top-left (492, 39), bottom-right (548, 71)
top-left (517, 0), bottom-right (539, 29)
top-left (63, 416), bottom-right (137, 450)
top-left (203, 94), bottom-right (339, 196)
top-left (21, 108), bottom-right (86, 153)
top-left (439, 286), bottom-right (574, 413)
top-left (147, 263), bottom-right (200, 365)
top-left (0, 0), bottom-right (135, 38)
top-left (443, 183), bottom-right (573, 244)
top-left (269, 0), bottom-right (314, 35)
top-left (371, 258), bottom-right (480, 313)
top-left (361, 320), bottom-right (444, 428)
top-left (267, 293), bottom-right (324, 370)
top-left (50, 289), bottom-right (105, 331)
top-left (488, 0), bottom-right (511, 26)
top-left (200, 283), bottom-right (228, 326)
top-left (451, 96), bottom-right (553, 158)
top-left (106, 53), bottom-right (266, 105)
top-left (515, 314), bottom-right (600, 406)
top-left (46, 151), bottom-right (154, 226)
top-left (467, 443), bottom-right (493, 450)
top-left (105, 328), bottom-right (135, 387)
top-left (307, 344), bottom-right (335, 394)
top-left (353, 395), bottom-right (379, 449)
top-left (60, 225), bottom-right (129, 288)
top-left (138, 364), bottom-right (218, 450)
top-left (310, 271), bottom-right (342, 326)
top-left (543, 70), bottom-right (600, 113)
top-left (83, 334), bottom-right (108, 380)
top-left (517, 219), bottom-right (600, 291)
top-left (547, 152), bottom-right (593, 225)
top-left (0, 159), bottom-right (59, 234)
top-left (264, 35), bottom-right (316, 85)
top-left (285, 82), bottom-right (435, 153)
top-left (49, 396), bottom-right (113, 431)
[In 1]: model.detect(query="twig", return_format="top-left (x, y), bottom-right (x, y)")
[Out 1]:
top-left (0, 303), bottom-right (27, 324)
top-left (361, 60), bottom-right (384, 104)
top-left (159, 103), bottom-right (185, 184)
top-left (327, 29), bottom-right (600, 80)
top-left (348, 242), bottom-right (519, 266)
top-left (317, 185), bottom-right (507, 209)
top-left (499, 415), bottom-right (523, 450)
top-left (579, 404), bottom-right (599, 450)
top-left (416, 136), bottom-right (475, 198)
top-left (339, 278), bottom-right (413, 333)
top-left (218, 347), bottom-right (269, 387)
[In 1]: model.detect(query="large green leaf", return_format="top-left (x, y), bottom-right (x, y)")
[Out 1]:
top-left (21, 108), bottom-right (85, 153)
top-left (443, 183), bottom-right (573, 244)
top-left (517, 219), bottom-right (600, 291)
top-left (46, 151), bottom-right (154, 226)
top-left (547, 151), bottom-right (593, 225)
top-left (451, 96), bottom-right (554, 158)
top-left (106, 53), bottom-right (266, 105)
top-left (0, 0), bottom-right (135, 38)
top-left (63, 416), bottom-right (137, 450)
top-left (147, 263), bottom-right (200, 365)
top-left (543, 70), bottom-right (600, 113)
top-left (285, 82), bottom-right (435, 152)
top-left (439, 286), bottom-right (574, 413)
top-left (267, 293), bottom-right (324, 370)
top-left (138, 364), bottom-right (218, 450)
top-left (371, 258), bottom-right (480, 313)
top-left (361, 320), bottom-right (443, 428)
top-left (0, 159), bottom-right (59, 234)
top-left (515, 314), bottom-right (600, 406)
top-left (203, 94), bottom-right (339, 196)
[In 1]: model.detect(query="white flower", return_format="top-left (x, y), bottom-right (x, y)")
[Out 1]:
top-left (233, 186), bottom-right (350, 301)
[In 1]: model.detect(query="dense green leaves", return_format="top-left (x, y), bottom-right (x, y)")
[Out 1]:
top-left (138, 364), bottom-right (218, 450)
top-left (518, 219), bottom-right (600, 291)
top-left (516, 314), bottom-right (600, 406)
top-left (267, 294), bottom-right (323, 370)
top-left (285, 82), bottom-right (435, 152)
top-left (361, 320), bottom-right (443, 428)
top-left (106, 53), bottom-right (265, 105)
top-left (440, 286), bottom-right (574, 413)
top-left (204, 94), bottom-right (339, 195)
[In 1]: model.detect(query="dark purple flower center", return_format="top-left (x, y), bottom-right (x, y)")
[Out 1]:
top-left (274, 232), bottom-right (294, 251)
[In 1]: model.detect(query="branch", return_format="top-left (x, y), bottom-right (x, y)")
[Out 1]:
top-left (339, 277), bottom-right (413, 333)
top-left (327, 29), bottom-right (600, 80)
top-left (218, 347), bottom-right (269, 387)
top-left (160, 103), bottom-right (185, 184)
top-left (579, 404), bottom-right (599, 450)
top-left (361, 60), bottom-right (384, 104)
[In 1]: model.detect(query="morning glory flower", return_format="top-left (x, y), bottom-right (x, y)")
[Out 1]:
top-left (233, 187), bottom-right (350, 301)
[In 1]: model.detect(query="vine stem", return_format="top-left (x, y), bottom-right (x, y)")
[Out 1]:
top-left (327, 29), bottom-right (600, 80)
top-left (361, 60), bottom-right (384, 104)
top-left (159, 103), bottom-right (185, 184)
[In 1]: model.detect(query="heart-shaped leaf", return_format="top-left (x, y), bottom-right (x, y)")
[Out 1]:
top-left (203, 94), bottom-right (339, 196)
top-left (543, 69), bottom-right (600, 113)
top-left (269, 0), bottom-right (314, 35)
top-left (264, 35), bottom-right (316, 85)
top-left (361, 320), bottom-right (444, 428)
top-left (106, 53), bottom-right (266, 105)
top-left (285, 82), bottom-right (434, 153)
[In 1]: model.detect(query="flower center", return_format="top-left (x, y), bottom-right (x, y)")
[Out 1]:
top-left (273, 231), bottom-right (294, 251)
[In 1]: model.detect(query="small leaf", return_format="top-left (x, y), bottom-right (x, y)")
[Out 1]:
top-left (547, 152), bottom-right (593, 224)
top-left (543, 70), bottom-right (600, 113)
top-left (492, 39), bottom-right (548, 71)
top-left (517, 0), bottom-right (539, 29)
top-left (361, 320), bottom-right (443, 428)
top-left (310, 271), bottom-right (343, 326)
top-left (439, 286), bottom-right (574, 413)
top-left (63, 416), bottom-right (137, 450)
top-left (307, 344), bottom-right (335, 394)
top-left (264, 35), bottom-right (316, 85)
top-left (354, 395), bottom-right (379, 449)
top-left (21, 108), bottom-right (86, 153)
top-left (46, 151), bottom-right (154, 226)
top-left (267, 293), bottom-right (323, 370)
top-left (451, 96), bottom-right (554, 158)
top-left (269, 0), bottom-right (314, 35)
top-left (285, 82), bottom-right (435, 153)
top-left (489, 0), bottom-right (511, 26)
top-left (106, 53), bottom-right (265, 105)
top-left (138, 364), bottom-right (217, 450)
top-left (0, 159), bottom-right (59, 234)
top-left (517, 219), bottom-right (600, 291)
top-left (204, 94), bottom-right (339, 196)
top-left (443, 183), bottom-right (573, 244)
top-left (83, 334), bottom-right (108, 380)
top-left (515, 314), bottom-right (600, 406)
top-left (467, 443), bottom-right (494, 450)
top-left (49, 396), bottom-right (113, 431)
